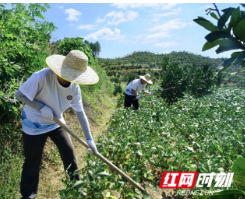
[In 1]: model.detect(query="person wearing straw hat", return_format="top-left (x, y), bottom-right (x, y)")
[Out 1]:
top-left (15, 50), bottom-right (98, 198)
top-left (124, 74), bottom-right (153, 110)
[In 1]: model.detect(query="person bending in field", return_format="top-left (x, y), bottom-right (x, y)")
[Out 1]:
top-left (124, 74), bottom-right (153, 110)
top-left (15, 50), bottom-right (99, 199)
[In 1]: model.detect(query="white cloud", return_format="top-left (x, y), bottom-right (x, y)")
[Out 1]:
top-left (146, 32), bottom-right (171, 40)
top-left (199, 4), bottom-right (212, 10)
top-left (134, 34), bottom-right (145, 39)
top-left (142, 19), bottom-right (190, 43)
top-left (96, 17), bottom-right (106, 23)
top-left (155, 42), bottom-right (178, 48)
top-left (150, 18), bottom-right (189, 32)
top-left (135, 30), bottom-right (171, 43)
top-left (135, 32), bottom-right (170, 44)
top-left (152, 8), bottom-right (181, 22)
top-left (111, 3), bottom-right (178, 10)
top-left (65, 8), bottom-right (82, 21)
top-left (78, 25), bottom-right (95, 30)
top-left (84, 28), bottom-right (124, 40)
top-left (97, 10), bottom-right (139, 25)
top-left (58, 6), bottom-right (63, 9)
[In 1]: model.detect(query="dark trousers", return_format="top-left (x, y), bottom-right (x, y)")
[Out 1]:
top-left (20, 127), bottom-right (80, 199)
top-left (124, 93), bottom-right (139, 110)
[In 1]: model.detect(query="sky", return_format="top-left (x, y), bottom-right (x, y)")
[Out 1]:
top-left (40, 3), bottom-right (243, 59)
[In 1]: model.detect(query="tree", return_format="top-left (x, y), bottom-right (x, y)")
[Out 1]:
top-left (83, 40), bottom-right (101, 58)
top-left (193, 3), bottom-right (245, 74)
top-left (0, 5), bottom-right (57, 198)
top-left (0, 3), bottom-right (57, 120)
top-left (57, 37), bottom-right (98, 67)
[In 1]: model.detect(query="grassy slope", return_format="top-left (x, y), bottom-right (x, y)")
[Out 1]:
top-left (1, 64), bottom-right (116, 199)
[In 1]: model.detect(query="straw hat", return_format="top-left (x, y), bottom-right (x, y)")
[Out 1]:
top-left (139, 74), bottom-right (153, 84)
top-left (46, 50), bottom-right (99, 85)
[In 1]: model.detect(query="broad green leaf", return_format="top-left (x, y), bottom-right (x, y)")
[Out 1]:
top-left (210, 12), bottom-right (219, 20)
top-left (203, 42), bottom-right (217, 52)
top-left (72, 169), bottom-right (81, 176)
top-left (205, 31), bottom-right (233, 42)
top-left (221, 7), bottom-right (235, 13)
top-left (186, 146), bottom-right (194, 152)
top-left (5, 33), bottom-right (14, 39)
top-left (218, 7), bottom-right (233, 30)
top-left (223, 54), bottom-right (245, 67)
top-left (217, 147), bottom-right (223, 153)
top-left (229, 7), bottom-right (241, 28)
top-left (72, 181), bottom-right (84, 189)
top-left (97, 171), bottom-right (110, 176)
top-left (240, 3), bottom-right (245, 8)
top-left (231, 51), bottom-right (244, 57)
top-left (217, 53), bottom-right (245, 73)
top-left (215, 45), bottom-right (241, 54)
top-left (216, 55), bottom-right (238, 74)
top-left (231, 157), bottom-right (245, 191)
top-left (208, 38), bottom-right (240, 48)
top-left (233, 17), bottom-right (245, 42)
top-left (193, 17), bottom-right (219, 31)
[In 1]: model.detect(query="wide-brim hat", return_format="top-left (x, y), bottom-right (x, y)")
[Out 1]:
top-left (46, 50), bottom-right (99, 85)
top-left (139, 74), bottom-right (153, 84)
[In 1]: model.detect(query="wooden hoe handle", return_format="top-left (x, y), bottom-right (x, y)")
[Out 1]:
top-left (53, 117), bottom-right (147, 194)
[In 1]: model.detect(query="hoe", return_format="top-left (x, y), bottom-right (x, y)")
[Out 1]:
top-left (53, 117), bottom-right (150, 196)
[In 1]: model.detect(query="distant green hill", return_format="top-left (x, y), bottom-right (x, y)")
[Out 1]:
top-left (98, 50), bottom-right (224, 70)
top-left (98, 51), bottom-right (245, 88)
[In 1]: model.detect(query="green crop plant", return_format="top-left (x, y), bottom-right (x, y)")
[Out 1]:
top-left (60, 86), bottom-right (245, 198)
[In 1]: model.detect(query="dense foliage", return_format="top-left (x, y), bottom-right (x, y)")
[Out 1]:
top-left (60, 87), bottom-right (245, 198)
top-left (0, 3), bottom-right (57, 122)
top-left (193, 3), bottom-right (245, 73)
top-left (0, 4), bottom-right (113, 199)
top-left (52, 37), bottom-right (114, 104)
top-left (50, 38), bottom-right (101, 59)
top-left (2, 3), bottom-right (245, 199)
top-left (98, 51), bottom-right (223, 70)
top-left (0, 3), bottom-right (57, 198)
top-left (98, 51), bottom-right (223, 85)
top-left (160, 57), bottom-right (216, 104)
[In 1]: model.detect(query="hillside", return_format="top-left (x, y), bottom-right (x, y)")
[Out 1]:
top-left (99, 51), bottom-right (245, 88)
top-left (98, 51), bottom-right (223, 70)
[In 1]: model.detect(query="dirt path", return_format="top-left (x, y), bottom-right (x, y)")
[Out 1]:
top-left (36, 103), bottom-right (115, 199)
